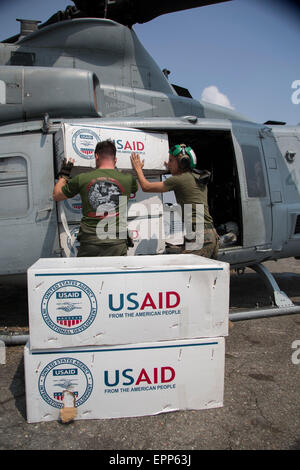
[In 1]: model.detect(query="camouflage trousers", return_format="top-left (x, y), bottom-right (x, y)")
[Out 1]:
top-left (76, 222), bottom-right (128, 257)
top-left (166, 228), bottom-right (219, 260)
top-left (77, 241), bottom-right (127, 257)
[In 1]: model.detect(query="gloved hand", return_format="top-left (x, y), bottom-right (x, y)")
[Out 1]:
top-left (58, 158), bottom-right (74, 180)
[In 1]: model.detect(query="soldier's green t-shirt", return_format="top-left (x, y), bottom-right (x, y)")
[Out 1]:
top-left (163, 171), bottom-right (213, 227)
top-left (62, 168), bottom-right (138, 244)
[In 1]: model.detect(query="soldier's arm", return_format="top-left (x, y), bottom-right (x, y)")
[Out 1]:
top-left (130, 152), bottom-right (168, 193)
top-left (53, 177), bottom-right (69, 201)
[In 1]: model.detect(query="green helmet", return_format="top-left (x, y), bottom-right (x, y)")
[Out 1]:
top-left (169, 144), bottom-right (197, 169)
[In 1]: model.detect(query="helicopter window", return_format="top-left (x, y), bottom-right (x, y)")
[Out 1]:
top-left (10, 52), bottom-right (35, 66)
top-left (241, 145), bottom-right (266, 198)
top-left (0, 80), bottom-right (5, 104)
top-left (172, 84), bottom-right (193, 99)
top-left (0, 156), bottom-right (29, 217)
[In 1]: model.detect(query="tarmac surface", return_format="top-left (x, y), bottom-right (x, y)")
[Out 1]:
top-left (0, 258), bottom-right (299, 452)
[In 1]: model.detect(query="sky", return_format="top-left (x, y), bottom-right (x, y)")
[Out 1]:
top-left (1, 0), bottom-right (299, 125)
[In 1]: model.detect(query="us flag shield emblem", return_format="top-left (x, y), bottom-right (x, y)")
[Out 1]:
top-left (41, 279), bottom-right (97, 335)
top-left (80, 148), bottom-right (94, 155)
top-left (56, 315), bottom-right (83, 327)
top-left (54, 391), bottom-right (78, 401)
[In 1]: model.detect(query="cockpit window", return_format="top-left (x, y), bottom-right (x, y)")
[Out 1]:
top-left (241, 145), bottom-right (266, 198)
top-left (10, 51), bottom-right (35, 66)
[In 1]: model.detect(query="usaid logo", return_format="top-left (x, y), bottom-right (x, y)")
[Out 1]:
top-left (108, 291), bottom-right (181, 312)
top-left (56, 291), bottom-right (82, 299)
top-left (113, 139), bottom-right (145, 153)
top-left (72, 128), bottom-right (100, 159)
top-left (41, 280), bottom-right (97, 335)
top-left (104, 366), bottom-right (175, 387)
top-left (38, 357), bottom-right (93, 409)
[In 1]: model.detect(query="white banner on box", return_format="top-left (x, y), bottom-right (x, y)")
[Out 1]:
top-left (55, 123), bottom-right (169, 171)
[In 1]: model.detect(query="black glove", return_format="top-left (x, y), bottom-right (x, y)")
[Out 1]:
top-left (127, 231), bottom-right (134, 248)
top-left (58, 158), bottom-right (74, 180)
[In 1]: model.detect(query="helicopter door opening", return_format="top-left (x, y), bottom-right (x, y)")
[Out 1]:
top-left (166, 129), bottom-right (242, 249)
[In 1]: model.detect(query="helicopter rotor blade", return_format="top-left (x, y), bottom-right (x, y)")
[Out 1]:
top-left (71, 0), bottom-right (231, 26)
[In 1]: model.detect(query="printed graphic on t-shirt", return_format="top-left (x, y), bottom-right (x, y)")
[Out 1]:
top-left (87, 177), bottom-right (125, 218)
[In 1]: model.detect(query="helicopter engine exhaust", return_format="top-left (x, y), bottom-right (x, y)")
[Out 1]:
top-left (0, 66), bottom-right (101, 123)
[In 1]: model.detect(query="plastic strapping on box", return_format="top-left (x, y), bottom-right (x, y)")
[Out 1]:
top-left (58, 203), bottom-right (74, 257)
top-left (58, 204), bottom-right (72, 239)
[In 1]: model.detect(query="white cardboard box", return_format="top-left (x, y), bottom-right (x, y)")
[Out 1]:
top-left (55, 123), bottom-right (169, 171)
top-left (58, 223), bottom-right (80, 258)
top-left (57, 183), bottom-right (163, 222)
top-left (56, 176), bottom-right (163, 223)
top-left (128, 177), bottom-right (164, 218)
top-left (127, 215), bottom-right (165, 255)
top-left (24, 337), bottom-right (225, 423)
top-left (27, 255), bottom-right (229, 349)
top-left (58, 216), bottom-right (165, 258)
top-left (163, 205), bottom-right (185, 246)
top-left (128, 196), bottom-right (164, 218)
top-left (58, 194), bottom-right (83, 223)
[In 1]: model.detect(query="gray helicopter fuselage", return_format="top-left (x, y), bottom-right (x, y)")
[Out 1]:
top-left (0, 18), bottom-right (249, 122)
top-left (0, 18), bottom-right (299, 280)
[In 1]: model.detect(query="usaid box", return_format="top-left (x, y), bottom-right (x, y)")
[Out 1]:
top-left (58, 194), bottom-right (83, 223)
top-left (58, 216), bottom-right (165, 258)
top-left (58, 223), bottom-right (80, 258)
top-left (163, 205), bottom-right (184, 246)
top-left (127, 215), bottom-right (165, 256)
top-left (24, 337), bottom-right (225, 423)
top-left (57, 181), bottom-right (163, 222)
top-left (27, 255), bottom-right (229, 349)
top-left (54, 123), bottom-right (169, 171)
top-left (128, 177), bottom-right (164, 218)
top-left (58, 217), bottom-right (164, 258)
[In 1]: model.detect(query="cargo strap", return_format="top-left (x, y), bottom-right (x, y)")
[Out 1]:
top-left (58, 203), bottom-right (75, 257)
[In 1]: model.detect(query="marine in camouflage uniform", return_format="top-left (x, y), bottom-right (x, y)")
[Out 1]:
top-left (130, 144), bottom-right (218, 260)
top-left (53, 140), bottom-right (137, 257)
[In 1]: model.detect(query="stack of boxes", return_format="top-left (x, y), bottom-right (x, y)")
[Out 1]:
top-left (24, 254), bottom-right (229, 423)
top-left (54, 123), bottom-right (169, 257)
top-left (23, 123), bottom-right (230, 423)
top-left (127, 180), bottom-right (165, 256)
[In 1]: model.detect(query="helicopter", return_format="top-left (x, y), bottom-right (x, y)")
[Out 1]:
top-left (0, 0), bottom-right (299, 321)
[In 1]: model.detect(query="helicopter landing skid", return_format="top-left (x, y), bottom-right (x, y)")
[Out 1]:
top-left (0, 340), bottom-right (5, 364)
top-left (249, 263), bottom-right (294, 308)
top-left (229, 263), bottom-right (300, 323)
